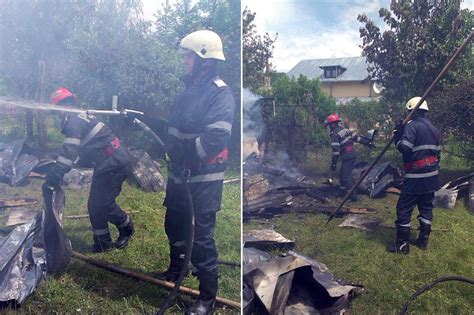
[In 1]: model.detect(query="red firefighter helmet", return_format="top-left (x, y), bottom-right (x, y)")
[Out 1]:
top-left (50, 87), bottom-right (77, 105)
top-left (325, 113), bottom-right (341, 125)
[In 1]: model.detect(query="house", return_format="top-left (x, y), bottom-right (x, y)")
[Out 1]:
top-left (287, 56), bottom-right (381, 104)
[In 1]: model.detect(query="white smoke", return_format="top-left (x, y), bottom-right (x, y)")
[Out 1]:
top-left (243, 88), bottom-right (264, 159)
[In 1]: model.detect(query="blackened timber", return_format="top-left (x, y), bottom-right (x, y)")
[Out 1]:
top-left (245, 193), bottom-right (292, 211)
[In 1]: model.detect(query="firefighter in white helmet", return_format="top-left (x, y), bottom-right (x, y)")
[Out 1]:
top-left (155, 30), bottom-right (234, 315)
top-left (388, 97), bottom-right (441, 254)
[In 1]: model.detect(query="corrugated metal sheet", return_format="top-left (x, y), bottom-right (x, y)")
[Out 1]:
top-left (287, 56), bottom-right (370, 82)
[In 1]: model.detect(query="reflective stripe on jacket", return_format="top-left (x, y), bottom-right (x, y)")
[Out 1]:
top-left (396, 114), bottom-right (441, 193)
top-left (166, 70), bottom-right (235, 182)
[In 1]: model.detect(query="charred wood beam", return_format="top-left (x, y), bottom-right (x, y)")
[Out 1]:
top-left (294, 206), bottom-right (376, 217)
top-left (245, 193), bottom-right (292, 210)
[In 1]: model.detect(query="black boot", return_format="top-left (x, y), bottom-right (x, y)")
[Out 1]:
top-left (387, 225), bottom-right (410, 254)
top-left (412, 220), bottom-right (431, 250)
top-left (155, 245), bottom-right (188, 282)
top-left (115, 216), bottom-right (135, 249)
top-left (186, 270), bottom-right (218, 315)
top-left (92, 234), bottom-right (114, 253)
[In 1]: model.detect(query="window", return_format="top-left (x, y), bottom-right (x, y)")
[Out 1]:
top-left (322, 65), bottom-right (346, 79)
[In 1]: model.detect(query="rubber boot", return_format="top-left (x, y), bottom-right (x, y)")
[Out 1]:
top-left (387, 225), bottom-right (410, 254)
top-left (92, 234), bottom-right (114, 253)
top-left (186, 269), bottom-right (218, 315)
top-left (115, 216), bottom-right (135, 249)
top-left (155, 245), bottom-right (188, 282)
top-left (412, 220), bottom-right (431, 250)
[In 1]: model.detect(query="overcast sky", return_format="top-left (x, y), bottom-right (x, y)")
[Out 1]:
top-left (241, 0), bottom-right (473, 72)
top-left (141, 0), bottom-right (473, 72)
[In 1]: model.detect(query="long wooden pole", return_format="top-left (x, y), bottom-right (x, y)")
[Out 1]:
top-left (326, 31), bottom-right (474, 224)
top-left (72, 251), bottom-right (241, 310)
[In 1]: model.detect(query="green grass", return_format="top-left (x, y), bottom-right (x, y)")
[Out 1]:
top-left (245, 162), bottom-right (474, 314)
top-left (0, 173), bottom-right (241, 314)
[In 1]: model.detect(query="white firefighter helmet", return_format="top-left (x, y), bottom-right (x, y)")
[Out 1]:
top-left (406, 96), bottom-right (429, 111)
top-left (180, 30), bottom-right (225, 61)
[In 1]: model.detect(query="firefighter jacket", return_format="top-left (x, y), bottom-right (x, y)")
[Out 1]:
top-left (396, 113), bottom-right (441, 194)
top-left (50, 112), bottom-right (132, 179)
top-left (165, 71), bottom-right (235, 184)
top-left (330, 124), bottom-right (356, 166)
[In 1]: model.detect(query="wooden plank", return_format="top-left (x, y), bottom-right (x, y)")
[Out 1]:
top-left (470, 177), bottom-right (474, 213)
top-left (0, 198), bottom-right (37, 208)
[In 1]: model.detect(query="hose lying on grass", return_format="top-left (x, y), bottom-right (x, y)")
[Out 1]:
top-left (72, 251), bottom-right (241, 310)
top-left (400, 275), bottom-right (474, 315)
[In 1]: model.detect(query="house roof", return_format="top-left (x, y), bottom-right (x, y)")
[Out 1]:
top-left (287, 56), bottom-right (370, 82)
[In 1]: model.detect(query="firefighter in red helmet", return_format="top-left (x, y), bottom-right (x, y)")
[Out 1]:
top-left (325, 113), bottom-right (374, 201)
top-left (46, 87), bottom-right (135, 253)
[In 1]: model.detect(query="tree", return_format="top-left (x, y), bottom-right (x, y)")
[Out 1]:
top-left (358, 0), bottom-right (473, 160)
top-left (0, 0), bottom-right (241, 158)
top-left (267, 75), bottom-right (336, 161)
top-left (358, 0), bottom-right (473, 107)
top-left (242, 8), bottom-right (277, 91)
top-left (430, 79), bottom-right (474, 161)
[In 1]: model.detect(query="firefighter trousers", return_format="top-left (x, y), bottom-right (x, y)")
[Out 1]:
top-left (396, 192), bottom-right (434, 226)
top-left (339, 155), bottom-right (356, 198)
top-left (88, 165), bottom-right (130, 239)
top-left (164, 208), bottom-right (218, 274)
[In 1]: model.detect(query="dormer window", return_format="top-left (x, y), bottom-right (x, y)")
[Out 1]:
top-left (320, 65), bottom-right (346, 78)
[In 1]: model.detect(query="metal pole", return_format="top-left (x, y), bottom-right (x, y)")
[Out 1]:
top-left (326, 30), bottom-right (474, 224)
top-left (71, 251), bottom-right (241, 310)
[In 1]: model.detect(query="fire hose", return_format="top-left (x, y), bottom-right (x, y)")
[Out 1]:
top-left (399, 275), bottom-right (474, 315)
top-left (128, 118), bottom-right (198, 314)
top-left (326, 30), bottom-right (474, 224)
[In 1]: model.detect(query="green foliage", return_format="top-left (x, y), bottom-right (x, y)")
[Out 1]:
top-left (339, 98), bottom-right (393, 140)
top-left (267, 75), bottom-right (336, 161)
top-left (430, 80), bottom-right (474, 161)
top-left (0, 0), bottom-right (241, 157)
top-left (358, 0), bottom-right (473, 105)
top-left (242, 8), bottom-right (277, 91)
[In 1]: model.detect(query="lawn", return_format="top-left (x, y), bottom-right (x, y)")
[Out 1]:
top-left (0, 167), bottom-right (241, 314)
top-left (245, 150), bottom-right (474, 314)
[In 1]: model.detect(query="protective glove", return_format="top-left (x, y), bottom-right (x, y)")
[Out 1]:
top-left (367, 142), bottom-right (376, 149)
top-left (393, 120), bottom-right (404, 144)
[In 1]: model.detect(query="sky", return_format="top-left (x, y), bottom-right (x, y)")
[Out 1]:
top-left (141, 0), bottom-right (473, 72)
top-left (241, 0), bottom-right (474, 72)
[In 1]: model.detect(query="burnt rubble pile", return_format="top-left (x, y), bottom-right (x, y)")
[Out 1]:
top-left (243, 230), bottom-right (362, 314)
top-left (0, 186), bottom-right (71, 306)
top-left (243, 158), bottom-right (377, 220)
top-left (351, 161), bottom-right (403, 198)
top-left (0, 139), bottom-right (39, 186)
top-left (0, 139), bottom-right (167, 192)
top-left (128, 149), bottom-right (167, 192)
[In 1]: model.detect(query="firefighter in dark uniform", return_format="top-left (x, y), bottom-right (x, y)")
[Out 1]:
top-left (154, 30), bottom-right (234, 315)
top-left (388, 97), bottom-right (441, 254)
top-left (45, 87), bottom-right (135, 253)
top-left (325, 113), bottom-right (374, 202)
